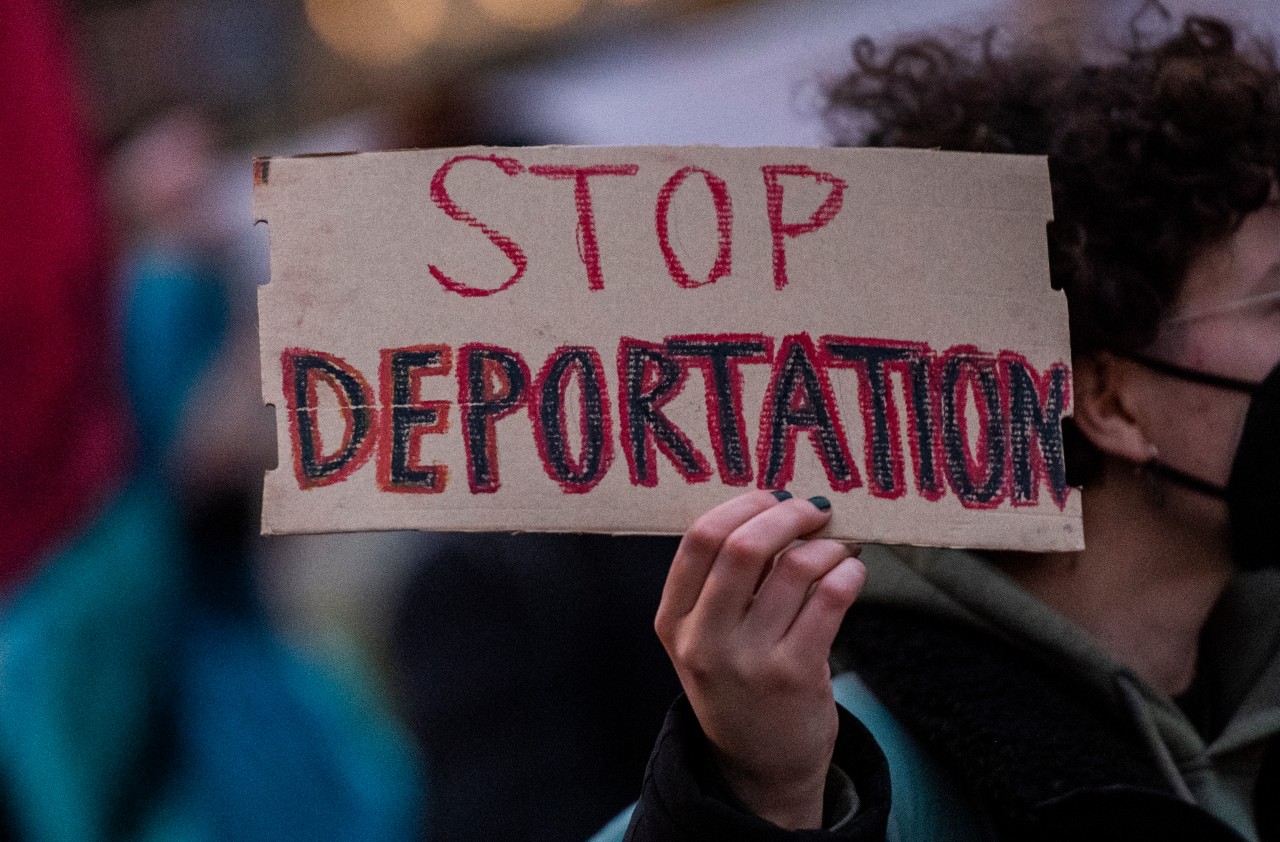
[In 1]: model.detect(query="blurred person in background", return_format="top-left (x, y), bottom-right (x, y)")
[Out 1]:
top-left (0, 1), bottom-right (421, 840)
top-left (393, 533), bottom-right (681, 842)
top-left (386, 87), bottom-right (684, 842)
top-left (615, 9), bottom-right (1280, 842)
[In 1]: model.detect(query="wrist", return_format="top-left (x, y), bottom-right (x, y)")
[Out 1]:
top-left (717, 758), bottom-right (828, 830)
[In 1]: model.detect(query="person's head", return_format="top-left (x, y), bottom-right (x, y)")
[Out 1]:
top-left (825, 14), bottom-right (1280, 564)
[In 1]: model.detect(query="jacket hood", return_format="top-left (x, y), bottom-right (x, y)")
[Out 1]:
top-left (850, 545), bottom-right (1280, 840)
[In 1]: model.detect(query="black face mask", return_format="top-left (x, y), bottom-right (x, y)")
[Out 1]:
top-left (1128, 355), bottom-right (1280, 571)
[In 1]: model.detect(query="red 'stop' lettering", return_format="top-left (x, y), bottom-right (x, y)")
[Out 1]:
top-left (655, 166), bottom-right (734, 289)
top-left (428, 154), bottom-right (528, 297)
top-left (762, 165), bottom-right (846, 290)
top-left (528, 164), bottom-right (640, 291)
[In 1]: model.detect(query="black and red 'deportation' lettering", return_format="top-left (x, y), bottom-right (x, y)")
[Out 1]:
top-left (280, 334), bottom-right (1072, 509)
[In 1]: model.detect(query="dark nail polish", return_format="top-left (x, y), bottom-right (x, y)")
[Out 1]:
top-left (808, 495), bottom-right (831, 511)
top-left (771, 490), bottom-right (793, 502)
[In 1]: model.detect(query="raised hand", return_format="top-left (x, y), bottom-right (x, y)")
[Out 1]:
top-left (654, 491), bottom-right (866, 829)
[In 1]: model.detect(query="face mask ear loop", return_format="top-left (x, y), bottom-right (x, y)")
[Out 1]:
top-left (1124, 353), bottom-right (1258, 395)
top-left (1144, 458), bottom-right (1230, 500)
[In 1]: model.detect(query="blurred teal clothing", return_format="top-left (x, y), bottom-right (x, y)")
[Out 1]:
top-left (120, 247), bottom-right (229, 455)
top-left (0, 243), bottom-right (422, 841)
top-left (0, 478), bottom-right (422, 842)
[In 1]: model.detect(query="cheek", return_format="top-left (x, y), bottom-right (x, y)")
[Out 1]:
top-left (1157, 386), bottom-right (1250, 486)
top-left (1187, 326), bottom-right (1280, 384)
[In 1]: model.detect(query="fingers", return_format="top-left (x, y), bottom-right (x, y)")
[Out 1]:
top-left (654, 492), bottom-right (863, 832)
top-left (658, 491), bottom-right (783, 632)
top-left (693, 498), bottom-right (833, 629)
top-left (743, 539), bottom-right (853, 642)
top-left (780, 555), bottom-right (866, 663)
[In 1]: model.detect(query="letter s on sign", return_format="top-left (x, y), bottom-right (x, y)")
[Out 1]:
top-left (428, 155), bottom-right (528, 297)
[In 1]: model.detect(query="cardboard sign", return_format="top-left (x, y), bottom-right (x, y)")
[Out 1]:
top-left (255, 145), bottom-right (1082, 551)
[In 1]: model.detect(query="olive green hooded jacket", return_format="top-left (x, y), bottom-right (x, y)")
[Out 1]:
top-left (842, 545), bottom-right (1280, 841)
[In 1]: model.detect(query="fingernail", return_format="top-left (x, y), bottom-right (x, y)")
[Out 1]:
top-left (771, 490), bottom-right (793, 502)
top-left (808, 495), bottom-right (831, 511)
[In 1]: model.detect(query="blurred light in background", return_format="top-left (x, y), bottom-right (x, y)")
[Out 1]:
top-left (74, 0), bottom-right (1280, 149)
top-left (475, 0), bottom-right (1003, 147)
top-left (303, 0), bottom-right (658, 69)
top-left (473, 0), bottom-right (587, 32)
top-left (306, 0), bottom-right (449, 66)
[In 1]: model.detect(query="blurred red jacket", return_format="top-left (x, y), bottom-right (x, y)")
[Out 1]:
top-left (0, 0), bottom-right (131, 589)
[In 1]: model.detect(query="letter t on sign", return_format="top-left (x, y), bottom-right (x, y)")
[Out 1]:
top-left (528, 164), bottom-right (640, 291)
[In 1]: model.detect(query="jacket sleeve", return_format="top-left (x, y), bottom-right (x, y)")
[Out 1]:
top-left (622, 696), bottom-right (891, 842)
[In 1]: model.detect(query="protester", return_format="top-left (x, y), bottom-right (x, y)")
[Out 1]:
top-left (621, 13), bottom-right (1280, 841)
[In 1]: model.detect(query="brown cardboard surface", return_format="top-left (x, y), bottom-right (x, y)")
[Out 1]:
top-left (256, 145), bottom-right (1081, 551)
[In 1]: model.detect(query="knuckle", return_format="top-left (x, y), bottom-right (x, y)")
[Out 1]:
top-left (777, 547), bottom-right (821, 576)
top-left (760, 654), bottom-right (806, 692)
top-left (811, 538), bottom-right (849, 558)
top-left (682, 652), bottom-right (718, 683)
top-left (669, 632), bottom-right (694, 662)
top-left (680, 520), bottom-right (723, 559)
top-left (672, 637), bottom-right (713, 676)
top-left (816, 574), bottom-right (860, 608)
top-left (772, 556), bottom-right (811, 587)
top-left (679, 658), bottom-right (705, 682)
top-left (653, 611), bottom-right (673, 644)
top-left (721, 533), bottom-right (766, 565)
top-left (777, 542), bottom-right (840, 579)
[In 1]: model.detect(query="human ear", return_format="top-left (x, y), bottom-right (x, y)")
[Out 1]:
top-left (1070, 352), bottom-right (1157, 466)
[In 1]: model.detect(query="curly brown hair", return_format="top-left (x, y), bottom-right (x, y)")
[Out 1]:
top-left (825, 14), bottom-right (1280, 355)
